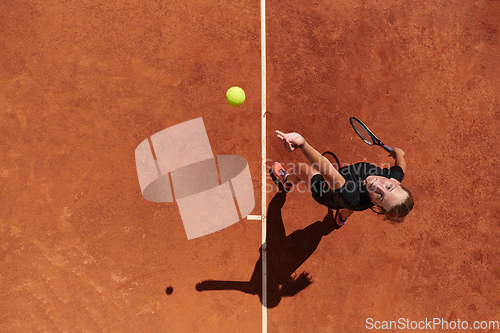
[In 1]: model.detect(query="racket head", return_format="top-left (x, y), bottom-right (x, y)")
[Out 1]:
top-left (350, 117), bottom-right (378, 145)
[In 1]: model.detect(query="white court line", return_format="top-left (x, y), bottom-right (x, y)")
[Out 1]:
top-left (260, 0), bottom-right (267, 329)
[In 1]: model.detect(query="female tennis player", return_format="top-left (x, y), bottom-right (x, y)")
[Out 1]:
top-left (270, 130), bottom-right (414, 224)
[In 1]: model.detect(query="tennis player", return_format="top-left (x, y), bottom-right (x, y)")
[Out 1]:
top-left (270, 130), bottom-right (414, 225)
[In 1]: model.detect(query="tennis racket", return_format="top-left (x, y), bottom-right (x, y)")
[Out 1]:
top-left (350, 117), bottom-right (393, 153)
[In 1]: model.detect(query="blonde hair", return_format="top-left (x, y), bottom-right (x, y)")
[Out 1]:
top-left (380, 185), bottom-right (414, 223)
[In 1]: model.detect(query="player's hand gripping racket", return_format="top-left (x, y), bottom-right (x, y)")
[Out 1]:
top-left (350, 117), bottom-right (393, 154)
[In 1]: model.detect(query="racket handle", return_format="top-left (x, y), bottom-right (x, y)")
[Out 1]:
top-left (382, 144), bottom-right (393, 153)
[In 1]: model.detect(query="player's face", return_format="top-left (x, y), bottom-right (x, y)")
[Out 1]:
top-left (364, 176), bottom-right (407, 211)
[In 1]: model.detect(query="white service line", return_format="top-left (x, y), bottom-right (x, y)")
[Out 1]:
top-left (260, 0), bottom-right (267, 329)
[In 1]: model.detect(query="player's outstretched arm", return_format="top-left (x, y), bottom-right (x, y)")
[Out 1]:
top-left (275, 130), bottom-right (305, 151)
top-left (276, 130), bottom-right (346, 190)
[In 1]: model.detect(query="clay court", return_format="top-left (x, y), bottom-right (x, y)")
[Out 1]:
top-left (1, 0), bottom-right (500, 332)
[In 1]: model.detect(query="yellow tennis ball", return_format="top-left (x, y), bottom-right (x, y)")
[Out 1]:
top-left (226, 86), bottom-right (245, 106)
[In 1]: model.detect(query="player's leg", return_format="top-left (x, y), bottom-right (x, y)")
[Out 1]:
top-left (336, 208), bottom-right (354, 226)
top-left (271, 162), bottom-right (319, 192)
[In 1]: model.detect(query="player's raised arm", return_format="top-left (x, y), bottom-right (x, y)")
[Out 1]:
top-left (390, 147), bottom-right (407, 173)
top-left (275, 130), bottom-right (305, 151)
top-left (275, 130), bottom-right (346, 190)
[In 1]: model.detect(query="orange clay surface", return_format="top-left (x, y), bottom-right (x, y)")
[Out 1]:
top-left (1, 0), bottom-right (500, 332)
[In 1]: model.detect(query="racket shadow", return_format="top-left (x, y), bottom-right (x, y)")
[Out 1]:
top-left (195, 188), bottom-right (341, 308)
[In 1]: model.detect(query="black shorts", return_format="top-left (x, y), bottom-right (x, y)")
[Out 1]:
top-left (310, 174), bottom-right (348, 210)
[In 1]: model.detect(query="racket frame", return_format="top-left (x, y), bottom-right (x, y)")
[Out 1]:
top-left (349, 117), bottom-right (393, 153)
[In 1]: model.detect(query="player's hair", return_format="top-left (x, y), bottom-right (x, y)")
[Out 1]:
top-left (381, 185), bottom-right (414, 223)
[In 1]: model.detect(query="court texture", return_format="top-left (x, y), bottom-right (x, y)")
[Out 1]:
top-left (1, 0), bottom-right (500, 332)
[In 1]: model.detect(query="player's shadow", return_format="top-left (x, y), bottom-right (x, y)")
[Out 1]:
top-left (195, 188), bottom-right (342, 308)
